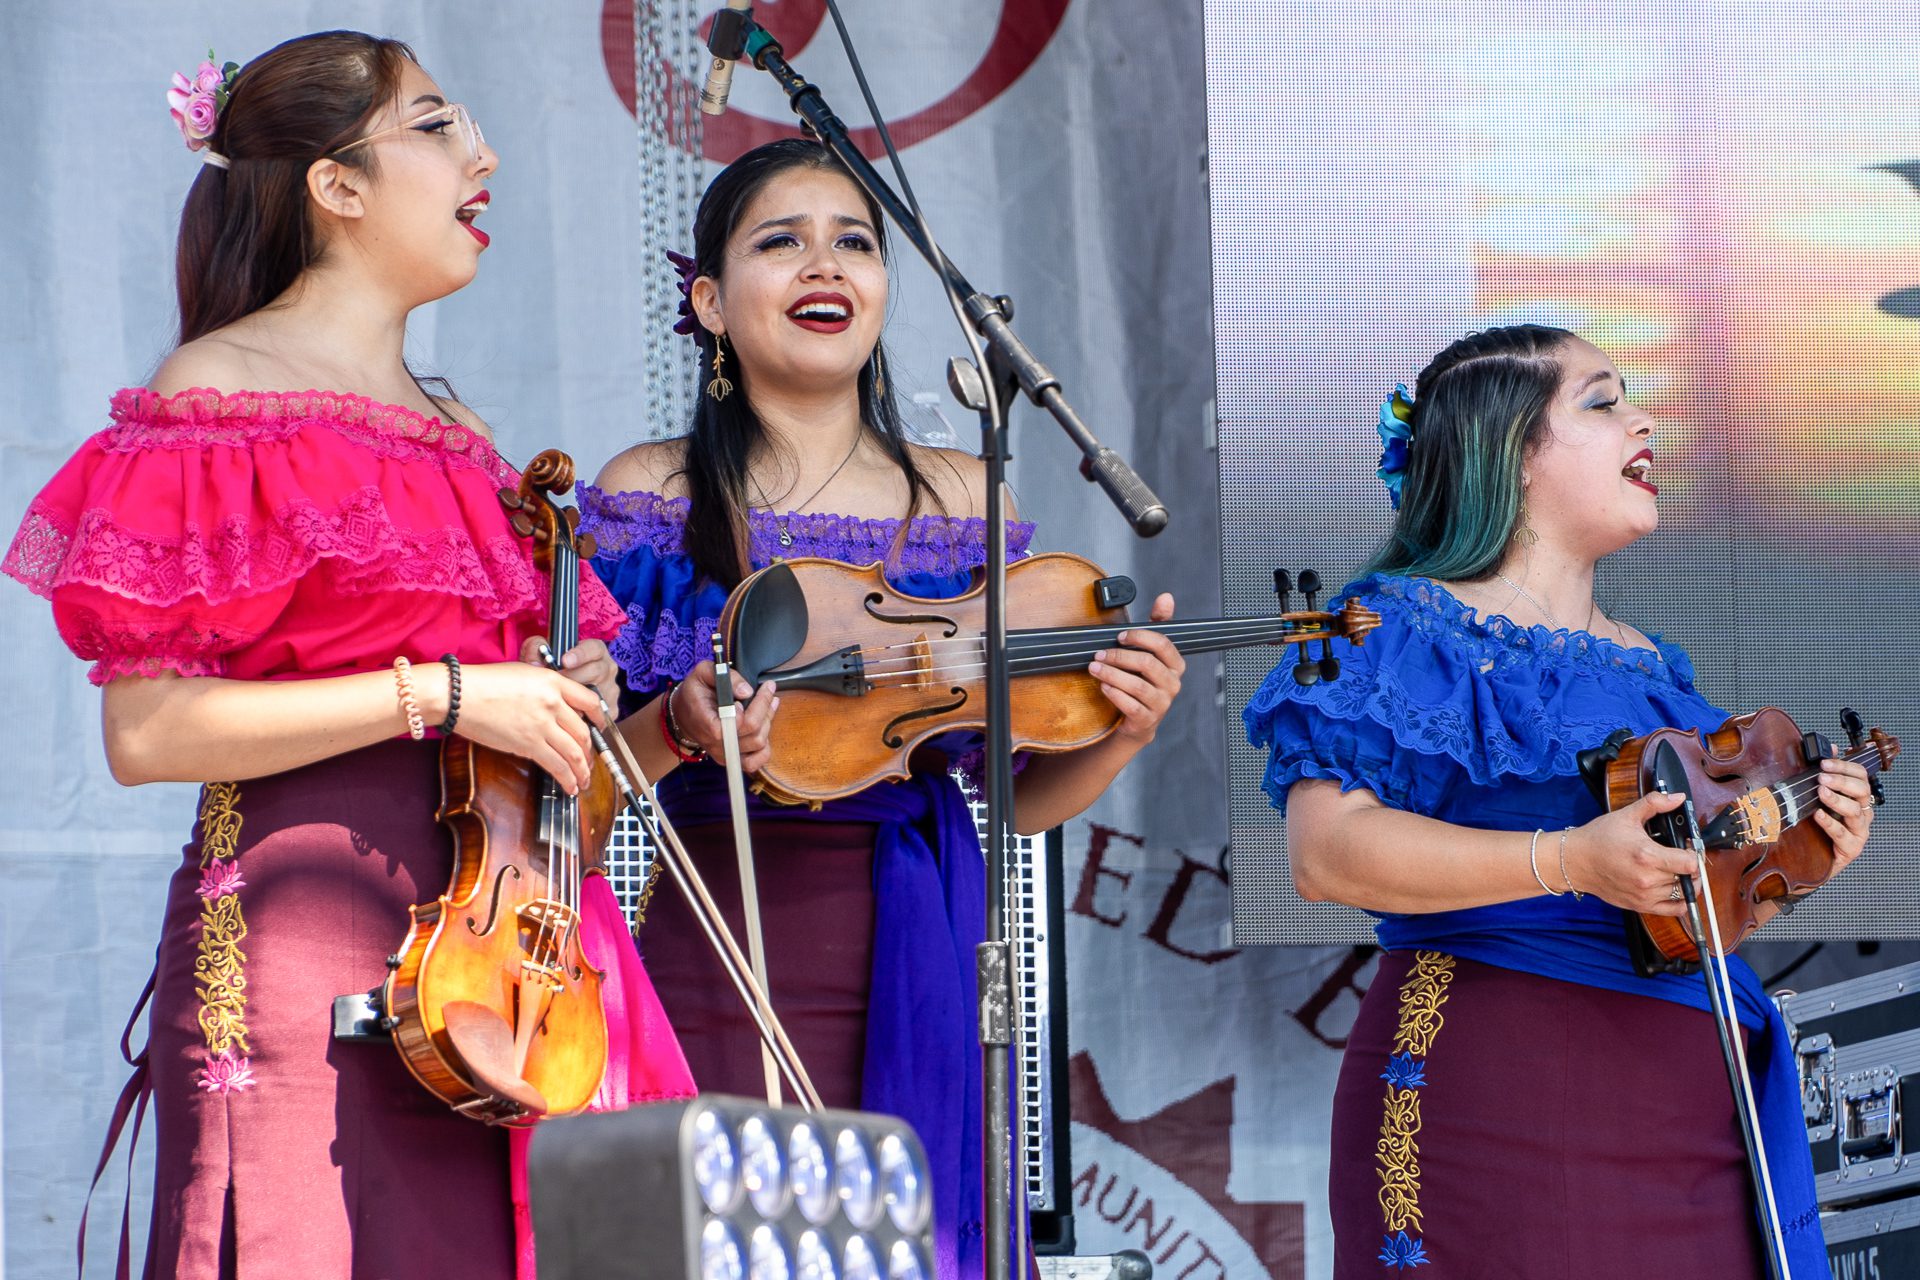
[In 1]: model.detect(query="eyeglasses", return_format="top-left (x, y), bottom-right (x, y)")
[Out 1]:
top-left (334, 103), bottom-right (486, 164)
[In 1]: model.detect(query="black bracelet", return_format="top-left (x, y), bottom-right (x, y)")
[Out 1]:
top-left (438, 653), bottom-right (462, 735)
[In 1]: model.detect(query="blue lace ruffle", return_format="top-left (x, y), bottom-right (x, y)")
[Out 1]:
top-left (1243, 573), bottom-right (1725, 818)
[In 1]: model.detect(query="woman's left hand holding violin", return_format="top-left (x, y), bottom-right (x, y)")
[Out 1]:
top-left (1818, 755), bottom-right (1877, 875)
top-left (1012, 592), bottom-right (1185, 834)
top-left (1088, 592), bottom-right (1186, 745)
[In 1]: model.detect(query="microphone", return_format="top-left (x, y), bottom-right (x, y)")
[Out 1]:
top-left (699, 0), bottom-right (756, 117)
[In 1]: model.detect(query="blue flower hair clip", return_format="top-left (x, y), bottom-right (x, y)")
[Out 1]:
top-left (1376, 384), bottom-right (1414, 510)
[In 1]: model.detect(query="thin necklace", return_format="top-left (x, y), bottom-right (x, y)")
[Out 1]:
top-left (752, 432), bottom-right (862, 546)
top-left (1494, 571), bottom-right (1596, 633)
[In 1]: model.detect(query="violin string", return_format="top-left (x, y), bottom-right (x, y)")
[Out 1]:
top-left (1767, 748), bottom-right (1881, 815)
top-left (1709, 744), bottom-right (1881, 840)
top-left (844, 631), bottom-right (1312, 686)
top-left (840, 616), bottom-right (1328, 662)
top-left (837, 621), bottom-right (1310, 679)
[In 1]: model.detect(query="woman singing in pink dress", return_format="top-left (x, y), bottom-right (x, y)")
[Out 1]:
top-left (4, 31), bottom-right (691, 1278)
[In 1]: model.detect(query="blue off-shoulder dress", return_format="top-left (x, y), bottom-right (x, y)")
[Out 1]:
top-left (1244, 574), bottom-right (1827, 1278)
top-left (580, 484), bottom-right (1035, 1280)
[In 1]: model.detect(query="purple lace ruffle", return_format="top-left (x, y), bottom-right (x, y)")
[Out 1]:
top-left (579, 486), bottom-right (1035, 576)
top-left (607, 606), bottom-right (723, 695)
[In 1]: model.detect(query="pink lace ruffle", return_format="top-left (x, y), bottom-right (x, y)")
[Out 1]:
top-left (7, 387), bottom-right (626, 682)
top-left (11, 490), bottom-right (548, 618)
top-left (104, 386), bottom-right (512, 478)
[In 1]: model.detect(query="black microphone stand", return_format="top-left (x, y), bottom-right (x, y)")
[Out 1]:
top-left (721, 17), bottom-right (1170, 1280)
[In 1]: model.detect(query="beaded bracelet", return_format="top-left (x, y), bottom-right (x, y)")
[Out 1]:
top-left (659, 680), bottom-right (706, 763)
top-left (1528, 829), bottom-right (1563, 896)
top-left (438, 654), bottom-right (462, 735)
top-left (1556, 828), bottom-right (1583, 900)
top-left (392, 656), bottom-right (426, 740)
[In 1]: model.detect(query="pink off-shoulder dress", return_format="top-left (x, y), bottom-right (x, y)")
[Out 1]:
top-left (4, 388), bottom-right (695, 1280)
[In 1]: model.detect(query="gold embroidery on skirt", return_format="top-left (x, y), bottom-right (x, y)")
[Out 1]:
top-left (195, 890), bottom-right (251, 1055)
top-left (1375, 950), bottom-right (1456, 1236)
top-left (190, 783), bottom-right (256, 1090)
top-left (197, 781), bottom-right (243, 867)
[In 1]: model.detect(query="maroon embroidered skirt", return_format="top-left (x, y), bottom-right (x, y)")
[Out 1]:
top-left (634, 819), bottom-right (878, 1107)
top-left (1329, 950), bottom-right (1766, 1279)
top-left (143, 740), bottom-right (513, 1280)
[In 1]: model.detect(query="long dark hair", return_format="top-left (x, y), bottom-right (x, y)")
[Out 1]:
top-left (1363, 323), bottom-right (1572, 581)
top-left (677, 138), bottom-right (938, 588)
top-left (175, 31), bottom-right (418, 343)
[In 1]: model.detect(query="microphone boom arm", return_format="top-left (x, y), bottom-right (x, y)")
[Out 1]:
top-left (737, 22), bottom-right (1169, 536)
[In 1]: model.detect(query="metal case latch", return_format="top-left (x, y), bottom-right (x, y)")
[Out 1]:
top-left (1838, 1066), bottom-right (1902, 1171)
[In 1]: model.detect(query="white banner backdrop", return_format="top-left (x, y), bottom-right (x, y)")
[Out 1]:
top-left (0, 3), bottom-right (1354, 1278)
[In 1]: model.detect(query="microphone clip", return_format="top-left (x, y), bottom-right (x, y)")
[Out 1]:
top-left (707, 5), bottom-right (754, 63)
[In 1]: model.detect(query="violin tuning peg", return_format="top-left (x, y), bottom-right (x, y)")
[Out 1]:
top-left (1317, 640), bottom-right (1341, 683)
top-left (1298, 569), bottom-right (1322, 610)
top-left (1841, 707), bottom-right (1866, 749)
top-left (497, 487), bottom-right (524, 510)
top-left (1871, 777), bottom-right (1888, 806)
top-left (1291, 648), bottom-right (1321, 687)
top-left (577, 533), bottom-right (598, 560)
top-left (1272, 570), bottom-right (1293, 610)
top-left (509, 512), bottom-right (535, 538)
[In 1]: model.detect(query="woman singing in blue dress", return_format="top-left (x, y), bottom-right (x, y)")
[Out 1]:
top-left (1245, 324), bottom-right (1877, 1278)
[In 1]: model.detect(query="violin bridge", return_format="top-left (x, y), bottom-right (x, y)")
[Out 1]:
top-left (907, 633), bottom-right (935, 689)
top-left (1730, 786), bottom-right (1786, 846)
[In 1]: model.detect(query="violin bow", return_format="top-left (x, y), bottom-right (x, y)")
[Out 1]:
top-left (712, 634), bottom-right (784, 1109)
top-left (538, 647), bottom-right (822, 1112)
top-left (1653, 742), bottom-right (1791, 1279)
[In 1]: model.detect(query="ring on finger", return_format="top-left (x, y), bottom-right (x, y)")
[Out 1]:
top-left (1667, 885), bottom-right (1684, 901)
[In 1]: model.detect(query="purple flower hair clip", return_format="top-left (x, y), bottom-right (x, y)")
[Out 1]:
top-left (666, 250), bottom-right (704, 339)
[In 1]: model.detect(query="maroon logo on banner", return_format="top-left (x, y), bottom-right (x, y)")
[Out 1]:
top-left (1071, 1052), bottom-right (1304, 1277)
top-left (601, 0), bottom-right (1072, 160)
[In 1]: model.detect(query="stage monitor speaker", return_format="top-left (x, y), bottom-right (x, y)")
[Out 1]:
top-left (1205, 0), bottom-right (1920, 945)
top-left (530, 1096), bottom-right (936, 1279)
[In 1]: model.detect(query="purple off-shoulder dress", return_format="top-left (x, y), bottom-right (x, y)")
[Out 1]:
top-left (580, 485), bottom-right (1035, 1280)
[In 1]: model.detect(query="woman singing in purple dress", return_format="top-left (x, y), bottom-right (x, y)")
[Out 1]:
top-left (6, 32), bottom-right (692, 1279)
top-left (582, 137), bottom-right (1186, 1279)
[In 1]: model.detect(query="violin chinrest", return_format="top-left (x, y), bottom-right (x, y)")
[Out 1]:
top-left (442, 1000), bottom-right (549, 1117)
top-left (730, 563), bottom-right (811, 687)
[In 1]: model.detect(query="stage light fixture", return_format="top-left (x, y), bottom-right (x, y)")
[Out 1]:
top-left (741, 1112), bottom-right (790, 1219)
top-left (795, 1228), bottom-right (838, 1279)
top-left (790, 1119), bottom-right (837, 1225)
top-left (832, 1127), bottom-right (882, 1228)
top-left (877, 1132), bottom-right (929, 1233)
top-left (530, 1096), bottom-right (937, 1280)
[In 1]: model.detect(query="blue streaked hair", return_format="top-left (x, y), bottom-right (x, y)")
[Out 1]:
top-left (1362, 324), bottom-right (1573, 582)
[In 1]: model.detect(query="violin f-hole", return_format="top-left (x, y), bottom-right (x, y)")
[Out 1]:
top-left (883, 687), bottom-right (969, 747)
top-left (864, 592), bottom-right (960, 638)
top-left (469, 864), bottom-right (523, 936)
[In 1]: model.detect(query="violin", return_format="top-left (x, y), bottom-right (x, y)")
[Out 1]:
top-left (383, 451), bottom-right (615, 1123)
top-left (1589, 706), bottom-right (1899, 971)
top-left (718, 553), bottom-right (1381, 807)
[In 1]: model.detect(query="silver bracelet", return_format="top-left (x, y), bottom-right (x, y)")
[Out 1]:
top-left (1529, 829), bottom-right (1563, 896)
top-left (1557, 828), bottom-right (1583, 900)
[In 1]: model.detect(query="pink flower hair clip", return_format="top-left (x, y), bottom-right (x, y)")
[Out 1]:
top-left (168, 49), bottom-right (241, 169)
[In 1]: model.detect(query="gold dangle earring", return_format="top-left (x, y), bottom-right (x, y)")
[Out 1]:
top-left (870, 347), bottom-right (887, 400)
top-left (707, 336), bottom-right (734, 403)
top-left (1514, 496), bottom-right (1539, 548)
